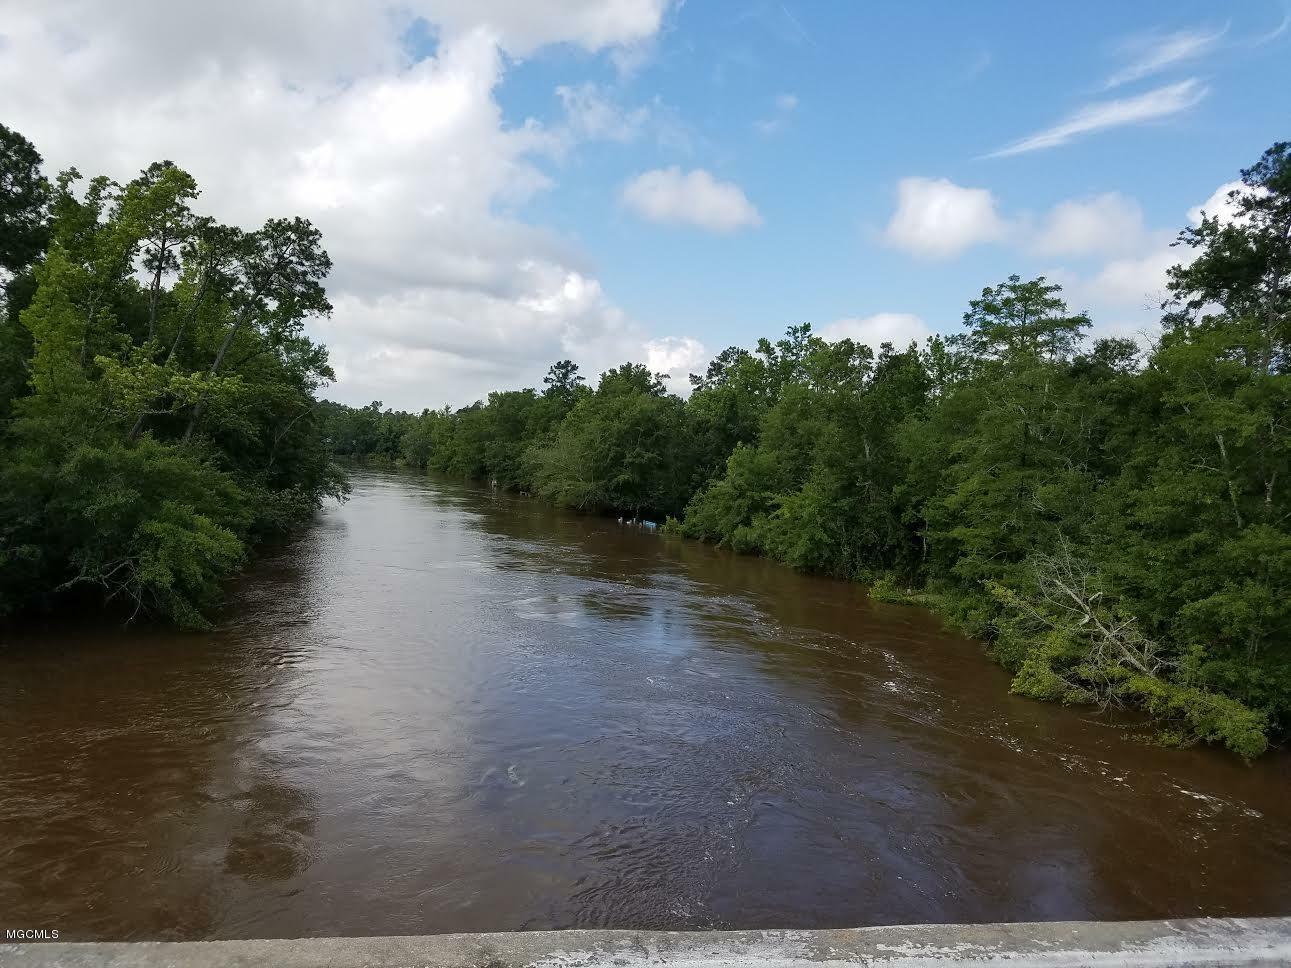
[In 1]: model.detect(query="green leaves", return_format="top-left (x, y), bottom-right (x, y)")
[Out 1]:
top-left (527, 372), bottom-right (690, 518)
top-left (0, 123), bottom-right (51, 274)
top-left (132, 500), bottom-right (244, 629)
top-left (957, 274), bottom-right (1090, 364)
top-left (0, 127), bottom-right (344, 627)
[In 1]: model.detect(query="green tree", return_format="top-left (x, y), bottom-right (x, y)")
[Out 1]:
top-left (1, 136), bottom-right (345, 627)
top-left (956, 274), bottom-right (1090, 363)
top-left (0, 123), bottom-right (50, 274)
top-left (528, 364), bottom-right (689, 518)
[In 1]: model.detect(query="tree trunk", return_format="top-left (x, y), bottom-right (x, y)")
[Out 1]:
top-left (181, 312), bottom-right (244, 443)
top-left (128, 269), bottom-right (210, 443)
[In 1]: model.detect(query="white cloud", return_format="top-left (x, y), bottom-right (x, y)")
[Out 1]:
top-left (819, 313), bottom-right (933, 350)
top-left (1186, 179), bottom-right (1270, 228)
top-left (424, 0), bottom-right (672, 56)
top-left (556, 83), bottom-right (650, 144)
top-left (1249, 10), bottom-right (1290, 46)
top-left (645, 336), bottom-right (707, 388)
top-left (621, 167), bottom-right (762, 232)
top-left (1065, 178), bottom-right (1270, 317)
top-left (1051, 180), bottom-right (1248, 340)
top-left (1032, 192), bottom-right (1151, 257)
top-left (883, 177), bottom-right (1009, 259)
top-left (1104, 24), bottom-right (1226, 89)
top-left (1188, 181), bottom-right (1242, 226)
top-left (0, 0), bottom-right (702, 409)
top-left (987, 79), bottom-right (1207, 158)
top-left (552, 83), bottom-right (691, 155)
top-left (1082, 247), bottom-right (1180, 309)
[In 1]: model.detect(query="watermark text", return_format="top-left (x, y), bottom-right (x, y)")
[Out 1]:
top-left (5, 929), bottom-right (60, 941)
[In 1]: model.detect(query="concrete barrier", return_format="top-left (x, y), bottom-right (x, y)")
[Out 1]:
top-left (4, 918), bottom-right (1291, 967)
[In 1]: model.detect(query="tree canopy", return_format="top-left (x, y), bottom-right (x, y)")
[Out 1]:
top-left (0, 127), bottom-right (346, 627)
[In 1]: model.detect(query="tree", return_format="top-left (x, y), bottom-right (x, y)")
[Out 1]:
top-left (957, 274), bottom-right (1090, 363)
top-left (527, 364), bottom-right (689, 518)
top-left (689, 345), bottom-right (750, 391)
top-left (1167, 142), bottom-right (1291, 376)
top-left (684, 333), bottom-right (927, 578)
top-left (0, 133), bottom-right (346, 627)
top-left (685, 346), bottom-right (771, 489)
top-left (0, 124), bottom-right (50, 420)
top-left (542, 359), bottom-right (585, 406)
top-left (125, 161), bottom-right (199, 343)
top-left (0, 123), bottom-right (50, 274)
top-left (182, 216), bottom-right (332, 441)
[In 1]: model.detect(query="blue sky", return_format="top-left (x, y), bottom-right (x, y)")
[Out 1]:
top-left (3, 1), bottom-right (1288, 407)
top-left (499, 1), bottom-right (1290, 362)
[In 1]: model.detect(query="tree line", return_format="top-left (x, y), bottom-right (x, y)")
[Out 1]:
top-left (0, 123), bottom-right (346, 628)
top-left (323, 142), bottom-right (1291, 758)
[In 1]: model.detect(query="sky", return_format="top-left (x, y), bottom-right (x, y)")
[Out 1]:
top-left (1, 1), bottom-right (1288, 410)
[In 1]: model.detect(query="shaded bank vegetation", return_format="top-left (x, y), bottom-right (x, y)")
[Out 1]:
top-left (325, 143), bottom-right (1291, 757)
top-left (0, 124), bottom-right (345, 627)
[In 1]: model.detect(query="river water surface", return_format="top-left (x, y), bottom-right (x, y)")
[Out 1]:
top-left (2, 471), bottom-right (1289, 940)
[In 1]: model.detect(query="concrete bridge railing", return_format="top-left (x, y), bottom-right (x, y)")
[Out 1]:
top-left (3, 917), bottom-right (1290, 967)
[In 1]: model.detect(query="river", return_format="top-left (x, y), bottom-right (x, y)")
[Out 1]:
top-left (1, 470), bottom-right (1288, 940)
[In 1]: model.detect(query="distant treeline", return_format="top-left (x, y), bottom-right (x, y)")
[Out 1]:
top-left (322, 142), bottom-right (1291, 758)
top-left (0, 124), bottom-right (345, 628)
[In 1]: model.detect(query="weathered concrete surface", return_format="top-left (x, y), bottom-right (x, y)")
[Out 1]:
top-left (4, 918), bottom-right (1291, 968)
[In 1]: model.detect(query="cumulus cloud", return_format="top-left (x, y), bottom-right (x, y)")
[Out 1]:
top-left (1080, 248), bottom-right (1180, 310)
top-left (1032, 192), bottom-right (1153, 258)
top-left (1104, 24), bottom-right (1227, 89)
top-left (1049, 179), bottom-right (1256, 347)
top-left (0, 0), bottom-right (702, 408)
top-left (987, 79), bottom-right (1208, 158)
top-left (882, 178), bottom-right (1199, 266)
top-left (883, 177), bottom-right (1009, 259)
top-left (1185, 179), bottom-right (1270, 228)
top-left (621, 167), bottom-right (763, 232)
top-left (1064, 178), bottom-right (1268, 317)
top-left (644, 336), bottom-right (707, 388)
top-left (819, 313), bottom-right (933, 350)
top-left (1188, 181), bottom-right (1243, 226)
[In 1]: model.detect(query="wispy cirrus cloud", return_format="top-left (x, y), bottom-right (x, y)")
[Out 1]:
top-left (985, 78), bottom-right (1207, 158)
top-left (1248, 7), bottom-right (1290, 46)
top-left (1104, 23), bottom-right (1227, 89)
top-left (753, 92), bottom-right (798, 136)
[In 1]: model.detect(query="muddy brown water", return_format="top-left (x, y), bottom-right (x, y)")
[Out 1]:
top-left (1, 470), bottom-right (1288, 941)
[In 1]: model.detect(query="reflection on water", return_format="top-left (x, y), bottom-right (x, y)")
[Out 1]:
top-left (1, 470), bottom-right (1289, 940)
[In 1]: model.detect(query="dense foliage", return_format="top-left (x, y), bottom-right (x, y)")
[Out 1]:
top-left (328, 143), bottom-right (1291, 757)
top-left (0, 124), bottom-right (346, 627)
